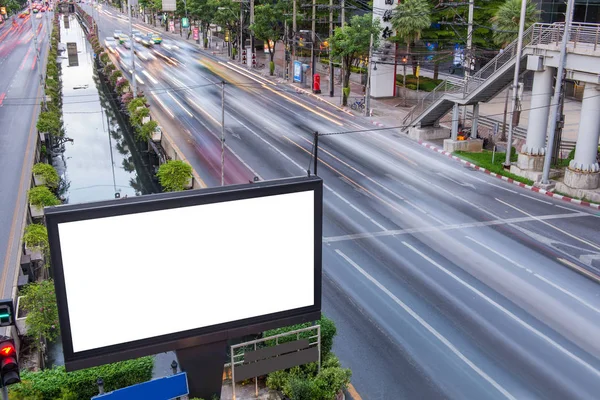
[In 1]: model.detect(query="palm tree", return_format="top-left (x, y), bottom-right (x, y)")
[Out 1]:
top-left (491, 0), bottom-right (540, 47)
top-left (491, 0), bottom-right (539, 140)
top-left (391, 0), bottom-right (431, 75)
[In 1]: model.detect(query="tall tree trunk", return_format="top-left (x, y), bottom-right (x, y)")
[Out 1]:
top-left (433, 61), bottom-right (439, 81)
top-left (342, 57), bottom-right (351, 106)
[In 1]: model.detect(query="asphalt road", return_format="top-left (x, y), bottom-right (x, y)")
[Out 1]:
top-left (89, 5), bottom-right (600, 399)
top-left (0, 13), bottom-right (51, 298)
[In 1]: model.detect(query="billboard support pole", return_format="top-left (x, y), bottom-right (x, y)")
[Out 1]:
top-left (175, 341), bottom-right (228, 399)
top-left (313, 132), bottom-right (319, 176)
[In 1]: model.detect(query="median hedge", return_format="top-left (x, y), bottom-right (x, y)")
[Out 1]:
top-left (9, 357), bottom-right (154, 400)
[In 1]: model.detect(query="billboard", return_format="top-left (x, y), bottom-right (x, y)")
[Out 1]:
top-left (162, 0), bottom-right (176, 11)
top-left (45, 177), bottom-right (323, 371)
top-left (293, 61), bottom-right (302, 83)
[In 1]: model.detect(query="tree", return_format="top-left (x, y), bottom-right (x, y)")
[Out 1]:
top-left (328, 14), bottom-right (381, 106)
top-left (157, 160), bottom-right (193, 192)
top-left (491, 0), bottom-right (540, 46)
top-left (20, 280), bottom-right (60, 350)
top-left (392, 0), bottom-right (431, 75)
top-left (251, 3), bottom-right (289, 75)
top-left (210, 0), bottom-right (241, 57)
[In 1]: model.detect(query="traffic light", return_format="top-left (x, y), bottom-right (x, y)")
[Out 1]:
top-left (0, 299), bottom-right (15, 328)
top-left (0, 338), bottom-right (20, 387)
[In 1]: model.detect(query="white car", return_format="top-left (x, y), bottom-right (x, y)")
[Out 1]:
top-left (113, 30), bottom-right (123, 39)
top-left (104, 37), bottom-right (116, 48)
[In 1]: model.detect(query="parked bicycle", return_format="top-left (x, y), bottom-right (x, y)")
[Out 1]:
top-left (351, 98), bottom-right (365, 112)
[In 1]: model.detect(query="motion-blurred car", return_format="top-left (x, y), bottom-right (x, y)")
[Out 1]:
top-left (113, 30), bottom-right (123, 39)
top-left (19, 11), bottom-right (28, 18)
top-left (121, 37), bottom-right (132, 49)
top-left (118, 33), bottom-right (129, 44)
top-left (32, 8), bottom-right (39, 13)
top-left (41, 7), bottom-right (46, 12)
top-left (35, 13), bottom-right (42, 18)
top-left (148, 33), bottom-right (162, 44)
top-left (104, 36), bottom-right (116, 48)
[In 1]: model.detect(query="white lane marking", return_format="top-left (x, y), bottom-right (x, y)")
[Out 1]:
top-left (487, 182), bottom-right (518, 193)
top-left (151, 92), bottom-right (174, 118)
top-left (335, 249), bottom-right (517, 400)
top-left (402, 241), bottom-right (600, 378)
top-left (555, 204), bottom-right (583, 213)
top-left (404, 199), bottom-right (447, 225)
top-left (465, 236), bottom-right (600, 314)
top-left (436, 172), bottom-right (476, 189)
top-left (231, 117), bottom-right (387, 231)
top-left (495, 198), bottom-right (600, 252)
top-left (322, 212), bottom-right (587, 243)
top-left (141, 70), bottom-right (158, 84)
top-left (167, 92), bottom-right (193, 117)
top-left (519, 193), bottom-right (552, 205)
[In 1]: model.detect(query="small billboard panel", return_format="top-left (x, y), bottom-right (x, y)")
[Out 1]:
top-left (162, 0), bottom-right (176, 11)
top-left (45, 177), bottom-right (322, 371)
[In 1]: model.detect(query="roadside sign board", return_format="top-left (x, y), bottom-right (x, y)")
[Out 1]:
top-left (0, 7), bottom-right (6, 15)
top-left (192, 27), bottom-right (199, 41)
top-left (92, 373), bottom-right (188, 400)
top-left (162, 0), bottom-right (175, 11)
top-left (293, 61), bottom-right (302, 82)
top-left (169, 20), bottom-right (174, 32)
top-left (181, 17), bottom-right (189, 28)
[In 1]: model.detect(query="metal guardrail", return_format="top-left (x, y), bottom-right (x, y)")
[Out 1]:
top-left (403, 22), bottom-right (600, 128)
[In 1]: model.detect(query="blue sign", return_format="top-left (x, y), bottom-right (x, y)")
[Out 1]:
top-left (92, 373), bottom-right (188, 400)
top-left (293, 60), bottom-right (302, 83)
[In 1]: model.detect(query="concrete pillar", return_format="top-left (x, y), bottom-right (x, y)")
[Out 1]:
top-left (570, 83), bottom-right (600, 173)
top-left (472, 103), bottom-right (479, 138)
top-left (524, 67), bottom-right (554, 155)
top-left (451, 103), bottom-right (459, 141)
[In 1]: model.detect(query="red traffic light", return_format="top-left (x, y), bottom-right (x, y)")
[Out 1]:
top-left (0, 344), bottom-right (15, 357)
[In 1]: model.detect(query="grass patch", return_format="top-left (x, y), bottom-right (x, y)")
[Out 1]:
top-left (396, 74), bottom-right (443, 92)
top-left (454, 149), bottom-right (534, 186)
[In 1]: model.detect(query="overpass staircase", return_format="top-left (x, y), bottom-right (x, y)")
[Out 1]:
top-left (402, 23), bottom-right (571, 129)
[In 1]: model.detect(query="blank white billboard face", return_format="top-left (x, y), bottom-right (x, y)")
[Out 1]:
top-left (162, 0), bottom-right (176, 11)
top-left (56, 190), bottom-right (315, 353)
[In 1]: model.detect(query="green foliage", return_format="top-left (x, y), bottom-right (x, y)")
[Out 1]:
top-left (27, 186), bottom-right (61, 207)
top-left (32, 163), bottom-right (59, 187)
top-left (397, 75), bottom-right (443, 92)
top-left (269, 61), bottom-right (275, 76)
top-left (131, 106), bottom-right (150, 127)
top-left (8, 357), bottom-right (154, 400)
top-left (250, 2), bottom-right (288, 63)
top-left (100, 52), bottom-right (110, 63)
top-left (110, 70), bottom-right (123, 86)
top-left (127, 97), bottom-right (147, 114)
top-left (20, 280), bottom-right (60, 348)
top-left (491, 0), bottom-right (540, 46)
top-left (36, 111), bottom-right (61, 137)
top-left (157, 160), bottom-right (193, 192)
top-left (328, 14), bottom-right (380, 105)
top-left (22, 224), bottom-right (49, 252)
top-left (454, 149), bottom-right (533, 185)
top-left (138, 120), bottom-right (158, 142)
top-left (264, 314), bottom-right (336, 361)
top-left (284, 377), bottom-right (316, 400)
top-left (104, 62), bottom-right (116, 74)
top-left (391, 0), bottom-right (431, 46)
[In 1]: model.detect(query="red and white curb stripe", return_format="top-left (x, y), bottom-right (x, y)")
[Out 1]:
top-left (418, 141), bottom-right (600, 210)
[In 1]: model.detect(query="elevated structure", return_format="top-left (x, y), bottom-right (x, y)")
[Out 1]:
top-left (403, 22), bottom-right (600, 199)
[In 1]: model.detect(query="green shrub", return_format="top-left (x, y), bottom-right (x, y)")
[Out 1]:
top-left (269, 61), bottom-right (275, 75)
top-left (138, 120), bottom-right (157, 142)
top-left (127, 97), bottom-right (147, 114)
top-left (104, 63), bottom-right (116, 74)
top-left (264, 314), bottom-right (336, 359)
top-left (131, 107), bottom-right (149, 127)
top-left (110, 70), bottom-right (123, 86)
top-left (406, 83), bottom-right (418, 90)
top-left (20, 280), bottom-right (60, 348)
top-left (284, 376), bottom-right (317, 400)
top-left (100, 52), bottom-right (110, 63)
top-left (36, 111), bottom-right (61, 137)
top-left (23, 223), bottom-right (48, 251)
top-left (8, 357), bottom-right (154, 400)
top-left (27, 186), bottom-right (61, 207)
top-left (32, 163), bottom-right (59, 187)
top-left (157, 160), bottom-right (193, 192)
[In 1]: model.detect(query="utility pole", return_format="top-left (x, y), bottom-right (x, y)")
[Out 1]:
top-left (542, 0), bottom-right (575, 183)
top-left (239, 3), bottom-right (244, 63)
top-left (292, 0), bottom-right (296, 81)
top-left (250, 0), bottom-right (254, 61)
top-left (365, 33), bottom-right (373, 116)
top-left (329, 0), bottom-right (334, 97)
top-left (464, 0), bottom-right (474, 125)
top-left (128, 0), bottom-right (137, 96)
top-left (341, 0), bottom-right (344, 27)
top-left (311, 0), bottom-right (316, 92)
top-left (503, 0), bottom-right (527, 167)
top-left (221, 81), bottom-right (226, 186)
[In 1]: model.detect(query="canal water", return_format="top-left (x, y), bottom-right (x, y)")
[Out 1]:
top-left (51, 12), bottom-right (158, 206)
top-left (46, 12), bottom-right (160, 368)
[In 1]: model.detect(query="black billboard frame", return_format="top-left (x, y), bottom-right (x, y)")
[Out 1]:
top-left (45, 176), bottom-right (323, 372)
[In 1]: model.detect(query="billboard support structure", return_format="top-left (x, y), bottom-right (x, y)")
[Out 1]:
top-left (175, 340), bottom-right (228, 399)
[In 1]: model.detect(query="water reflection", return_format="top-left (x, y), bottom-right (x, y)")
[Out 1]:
top-left (53, 13), bottom-right (156, 204)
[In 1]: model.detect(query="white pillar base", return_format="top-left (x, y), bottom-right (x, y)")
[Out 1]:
top-left (509, 153), bottom-right (546, 181)
top-left (568, 159), bottom-right (600, 173)
top-left (408, 126), bottom-right (450, 141)
top-left (443, 139), bottom-right (483, 153)
top-left (563, 168), bottom-right (600, 190)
